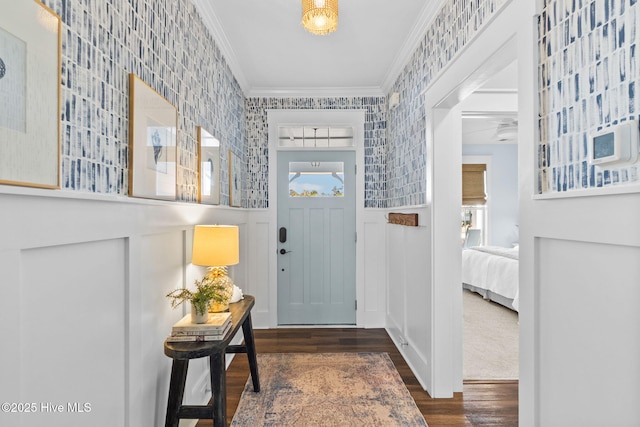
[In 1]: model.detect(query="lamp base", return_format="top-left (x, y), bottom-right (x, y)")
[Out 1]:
top-left (203, 266), bottom-right (234, 313)
top-left (209, 301), bottom-right (229, 313)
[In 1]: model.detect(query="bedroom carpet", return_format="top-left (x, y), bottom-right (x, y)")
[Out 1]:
top-left (230, 352), bottom-right (428, 426)
top-left (463, 289), bottom-right (519, 380)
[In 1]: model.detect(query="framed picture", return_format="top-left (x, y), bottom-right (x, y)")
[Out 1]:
top-left (229, 150), bottom-right (242, 207)
top-left (198, 126), bottom-right (220, 205)
top-left (0, 1), bottom-right (61, 188)
top-left (128, 73), bottom-right (177, 200)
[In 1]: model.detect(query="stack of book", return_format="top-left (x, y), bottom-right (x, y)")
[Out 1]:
top-left (167, 312), bottom-right (232, 342)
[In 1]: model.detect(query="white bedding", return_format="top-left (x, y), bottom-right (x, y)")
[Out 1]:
top-left (462, 246), bottom-right (519, 311)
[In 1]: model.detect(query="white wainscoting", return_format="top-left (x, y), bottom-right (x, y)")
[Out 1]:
top-left (360, 209), bottom-right (388, 328)
top-left (0, 188), bottom-right (391, 426)
top-left (536, 237), bottom-right (640, 426)
top-left (242, 209), bottom-right (272, 328)
top-left (384, 205), bottom-right (431, 390)
top-left (0, 188), bottom-right (252, 427)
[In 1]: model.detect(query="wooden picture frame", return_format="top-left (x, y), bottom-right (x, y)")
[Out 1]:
top-left (229, 150), bottom-right (242, 207)
top-left (197, 126), bottom-right (220, 205)
top-left (128, 74), bottom-right (177, 200)
top-left (0, 0), bottom-right (61, 189)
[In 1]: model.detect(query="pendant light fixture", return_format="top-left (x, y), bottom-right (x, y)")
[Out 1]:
top-left (301, 0), bottom-right (338, 35)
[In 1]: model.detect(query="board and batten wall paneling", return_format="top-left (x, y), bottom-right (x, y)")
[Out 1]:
top-left (20, 239), bottom-right (126, 427)
top-left (0, 189), bottom-right (257, 427)
top-left (537, 238), bottom-right (640, 426)
top-left (361, 210), bottom-right (387, 328)
top-left (137, 231), bottom-right (186, 427)
top-left (244, 211), bottom-right (272, 327)
top-left (385, 206), bottom-right (431, 390)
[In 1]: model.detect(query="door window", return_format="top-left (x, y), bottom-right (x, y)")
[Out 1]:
top-left (278, 126), bottom-right (354, 148)
top-left (288, 161), bottom-right (344, 197)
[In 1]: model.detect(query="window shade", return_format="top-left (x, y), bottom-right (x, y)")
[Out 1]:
top-left (462, 164), bottom-right (486, 205)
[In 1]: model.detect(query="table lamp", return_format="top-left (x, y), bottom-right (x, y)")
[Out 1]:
top-left (192, 224), bottom-right (239, 312)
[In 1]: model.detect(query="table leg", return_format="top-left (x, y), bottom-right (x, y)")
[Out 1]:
top-left (210, 351), bottom-right (226, 426)
top-left (242, 313), bottom-right (260, 392)
top-left (165, 359), bottom-right (188, 427)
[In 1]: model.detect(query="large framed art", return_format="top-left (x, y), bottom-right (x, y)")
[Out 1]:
top-left (128, 73), bottom-right (177, 200)
top-left (197, 127), bottom-right (220, 205)
top-left (0, 1), bottom-right (61, 188)
top-left (229, 150), bottom-right (242, 207)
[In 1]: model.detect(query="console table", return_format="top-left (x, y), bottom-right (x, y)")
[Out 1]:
top-left (164, 295), bottom-right (260, 427)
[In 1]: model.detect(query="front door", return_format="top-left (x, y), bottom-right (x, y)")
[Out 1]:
top-left (277, 150), bottom-right (356, 325)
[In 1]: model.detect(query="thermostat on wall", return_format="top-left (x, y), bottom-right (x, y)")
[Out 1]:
top-left (588, 120), bottom-right (639, 166)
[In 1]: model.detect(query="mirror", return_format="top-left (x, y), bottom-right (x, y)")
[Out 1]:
top-left (197, 127), bottom-right (220, 205)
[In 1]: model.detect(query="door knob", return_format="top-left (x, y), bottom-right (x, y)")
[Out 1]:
top-left (280, 249), bottom-right (291, 255)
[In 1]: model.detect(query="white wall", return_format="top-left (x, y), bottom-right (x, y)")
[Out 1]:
top-left (384, 205), bottom-right (432, 390)
top-left (463, 144), bottom-right (519, 247)
top-left (0, 180), bottom-right (389, 426)
top-left (0, 188), bottom-right (254, 427)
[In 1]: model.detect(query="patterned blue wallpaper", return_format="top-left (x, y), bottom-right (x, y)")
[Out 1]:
top-left (387, 0), bottom-right (508, 207)
top-left (537, 0), bottom-right (639, 193)
top-left (244, 97), bottom-right (387, 209)
top-left (247, 0), bottom-right (508, 209)
top-left (41, 0), bottom-right (571, 208)
top-left (41, 0), bottom-right (245, 204)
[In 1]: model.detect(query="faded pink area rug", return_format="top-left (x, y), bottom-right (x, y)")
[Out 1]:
top-left (231, 352), bottom-right (428, 426)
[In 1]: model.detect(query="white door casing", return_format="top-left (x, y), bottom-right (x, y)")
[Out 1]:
top-left (267, 109), bottom-right (365, 328)
top-left (416, 0), bottom-right (532, 400)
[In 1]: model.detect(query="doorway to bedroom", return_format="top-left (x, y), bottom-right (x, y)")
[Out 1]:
top-left (460, 61), bottom-right (520, 381)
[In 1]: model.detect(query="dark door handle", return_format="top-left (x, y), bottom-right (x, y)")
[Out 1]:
top-left (280, 249), bottom-right (291, 255)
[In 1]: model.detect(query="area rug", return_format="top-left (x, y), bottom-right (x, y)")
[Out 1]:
top-left (230, 352), bottom-right (428, 426)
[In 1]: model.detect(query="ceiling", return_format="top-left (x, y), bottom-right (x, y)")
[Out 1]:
top-left (192, 0), bottom-right (519, 144)
top-left (461, 61), bottom-right (519, 145)
top-left (192, 0), bottom-right (443, 96)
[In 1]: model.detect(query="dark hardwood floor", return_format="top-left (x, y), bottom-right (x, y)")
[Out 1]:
top-left (197, 328), bottom-right (518, 427)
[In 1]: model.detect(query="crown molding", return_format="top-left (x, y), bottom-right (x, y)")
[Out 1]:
top-left (192, 0), bottom-right (250, 95)
top-left (247, 86), bottom-right (385, 99)
top-left (380, 0), bottom-right (447, 94)
top-left (193, 0), bottom-right (444, 99)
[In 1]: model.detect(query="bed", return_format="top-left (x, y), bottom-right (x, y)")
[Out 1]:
top-left (461, 245), bottom-right (519, 312)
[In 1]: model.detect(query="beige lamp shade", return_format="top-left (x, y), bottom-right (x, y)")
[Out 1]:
top-left (192, 225), bottom-right (239, 267)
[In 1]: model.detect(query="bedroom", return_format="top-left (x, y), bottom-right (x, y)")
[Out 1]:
top-left (460, 61), bottom-right (519, 380)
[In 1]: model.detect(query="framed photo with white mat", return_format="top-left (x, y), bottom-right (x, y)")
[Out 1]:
top-left (128, 73), bottom-right (177, 200)
top-left (0, 0), bottom-right (61, 189)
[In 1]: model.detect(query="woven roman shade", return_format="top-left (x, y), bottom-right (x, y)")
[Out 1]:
top-left (462, 164), bottom-right (487, 205)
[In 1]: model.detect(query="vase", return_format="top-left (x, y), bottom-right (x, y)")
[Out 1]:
top-left (190, 302), bottom-right (209, 324)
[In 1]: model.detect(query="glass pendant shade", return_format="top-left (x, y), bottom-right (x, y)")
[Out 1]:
top-left (302, 0), bottom-right (338, 35)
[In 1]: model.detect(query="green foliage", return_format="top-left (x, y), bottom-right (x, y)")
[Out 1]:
top-left (166, 281), bottom-right (215, 316)
top-left (166, 267), bottom-right (234, 315)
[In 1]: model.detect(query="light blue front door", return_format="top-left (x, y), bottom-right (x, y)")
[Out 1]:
top-left (277, 150), bottom-right (356, 325)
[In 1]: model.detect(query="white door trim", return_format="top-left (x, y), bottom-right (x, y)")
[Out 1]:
top-left (267, 109), bottom-right (366, 328)
top-left (420, 0), bottom-right (533, 398)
